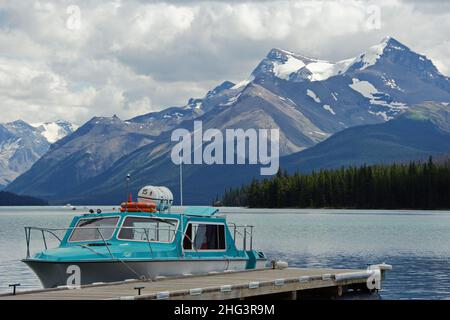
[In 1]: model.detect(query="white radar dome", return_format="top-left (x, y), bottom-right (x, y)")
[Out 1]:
top-left (137, 186), bottom-right (173, 212)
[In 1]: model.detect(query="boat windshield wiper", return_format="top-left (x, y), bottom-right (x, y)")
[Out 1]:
top-left (85, 242), bottom-right (111, 247)
top-left (146, 214), bottom-right (177, 226)
top-left (79, 218), bottom-right (103, 227)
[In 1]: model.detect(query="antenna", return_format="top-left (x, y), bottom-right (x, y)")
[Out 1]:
top-left (178, 147), bottom-right (187, 257)
top-left (179, 158), bottom-right (183, 208)
top-left (179, 156), bottom-right (184, 258)
top-left (126, 173), bottom-right (131, 203)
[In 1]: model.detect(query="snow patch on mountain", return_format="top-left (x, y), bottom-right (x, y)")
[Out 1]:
top-left (221, 92), bottom-right (242, 107)
top-left (0, 140), bottom-right (20, 163)
top-left (349, 78), bottom-right (407, 113)
top-left (232, 75), bottom-right (255, 89)
top-left (323, 104), bottom-right (336, 115)
top-left (32, 121), bottom-right (78, 143)
top-left (349, 78), bottom-right (392, 107)
top-left (304, 58), bottom-right (354, 81)
top-left (184, 102), bottom-right (200, 110)
top-left (349, 78), bottom-right (379, 100)
top-left (272, 55), bottom-right (306, 80)
top-left (279, 96), bottom-right (297, 106)
top-left (276, 56), bottom-right (353, 81)
top-left (306, 89), bottom-right (321, 103)
top-left (368, 111), bottom-right (390, 121)
top-left (256, 48), bottom-right (356, 83)
top-left (382, 75), bottom-right (404, 91)
top-left (0, 140), bottom-right (22, 185)
top-left (352, 37), bottom-right (389, 70)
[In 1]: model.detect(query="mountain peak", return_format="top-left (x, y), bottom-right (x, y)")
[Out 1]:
top-left (381, 36), bottom-right (407, 48)
top-left (253, 47), bottom-right (352, 82)
top-left (267, 48), bottom-right (291, 59)
top-left (33, 120), bottom-right (77, 144)
top-left (267, 48), bottom-right (289, 59)
top-left (252, 48), bottom-right (316, 81)
top-left (0, 118), bottom-right (76, 186)
top-left (242, 36), bottom-right (447, 89)
top-left (382, 36), bottom-right (411, 52)
top-left (348, 36), bottom-right (413, 71)
top-left (206, 80), bottom-right (236, 98)
top-left (266, 48), bottom-right (317, 64)
top-left (53, 119), bottom-right (73, 126)
top-left (89, 115), bottom-right (122, 123)
top-left (7, 119), bottom-right (32, 128)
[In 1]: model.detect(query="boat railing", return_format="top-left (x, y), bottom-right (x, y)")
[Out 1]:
top-left (227, 223), bottom-right (254, 251)
top-left (24, 225), bottom-right (180, 259)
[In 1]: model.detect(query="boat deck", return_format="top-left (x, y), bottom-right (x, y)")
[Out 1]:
top-left (0, 266), bottom-right (390, 300)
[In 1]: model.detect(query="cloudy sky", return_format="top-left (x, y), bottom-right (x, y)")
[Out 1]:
top-left (0, 0), bottom-right (449, 125)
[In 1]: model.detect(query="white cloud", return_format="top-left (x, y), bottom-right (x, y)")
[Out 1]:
top-left (0, 0), bottom-right (449, 125)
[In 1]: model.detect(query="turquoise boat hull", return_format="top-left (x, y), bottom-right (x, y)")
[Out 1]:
top-left (23, 207), bottom-right (268, 288)
top-left (24, 258), bottom-right (265, 288)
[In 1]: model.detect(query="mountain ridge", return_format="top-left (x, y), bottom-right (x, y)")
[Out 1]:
top-left (282, 102), bottom-right (450, 174)
top-left (6, 37), bottom-right (450, 203)
top-left (0, 119), bottom-right (76, 188)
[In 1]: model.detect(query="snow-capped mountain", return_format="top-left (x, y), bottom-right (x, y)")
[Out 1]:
top-left (6, 37), bottom-right (450, 203)
top-left (129, 36), bottom-right (449, 142)
top-left (251, 48), bottom-right (354, 82)
top-left (0, 120), bottom-right (76, 188)
top-left (250, 36), bottom-right (449, 126)
top-left (32, 120), bottom-right (78, 144)
top-left (3, 82), bottom-right (242, 195)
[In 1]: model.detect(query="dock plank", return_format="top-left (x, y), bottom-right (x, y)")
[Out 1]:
top-left (0, 267), bottom-right (373, 300)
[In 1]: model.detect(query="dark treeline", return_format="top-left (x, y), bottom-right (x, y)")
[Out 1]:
top-left (0, 191), bottom-right (48, 206)
top-left (221, 157), bottom-right (450, 209)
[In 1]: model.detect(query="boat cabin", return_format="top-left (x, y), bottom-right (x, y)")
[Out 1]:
top-left (26, 207), bottom-right (266, 269)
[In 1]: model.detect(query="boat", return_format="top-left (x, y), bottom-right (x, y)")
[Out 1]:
top-left (22, 186), bottom-right (268, 288)
top-left (64, 203), bottom-right (76, 210)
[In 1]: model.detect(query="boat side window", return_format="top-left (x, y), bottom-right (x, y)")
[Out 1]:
top-left (68, 217), bottom-right (119, 242)
top-left (118, 217), bottom-right (178, 242)
top-left (183, 224), bottom-right (193, 249)
top-left (183, 223), bottom-right (225, 250)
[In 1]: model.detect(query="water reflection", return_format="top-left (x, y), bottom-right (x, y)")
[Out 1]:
top-left (1, 207), bottom-right (450, 299)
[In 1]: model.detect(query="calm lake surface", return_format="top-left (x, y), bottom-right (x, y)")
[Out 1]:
top-left (1, 206), bottom-right (450, 299)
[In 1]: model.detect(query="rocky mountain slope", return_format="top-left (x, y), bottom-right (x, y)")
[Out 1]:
top-left (282, 102), bottom-right (450, 172)
top-left (6, 37), bottom-right (450, 203)
top-left (0, 120), bottom-right (76, 188)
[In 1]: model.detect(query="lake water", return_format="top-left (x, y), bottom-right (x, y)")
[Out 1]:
top-left (1, 206), bottom-right (450, 299)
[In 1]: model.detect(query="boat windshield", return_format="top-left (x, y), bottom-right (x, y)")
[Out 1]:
top-left (118, 216), bottom-right (178, 243)
top-left (68, 217), bottom-right (120, 242)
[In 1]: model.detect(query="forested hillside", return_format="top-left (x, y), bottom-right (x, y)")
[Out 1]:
top-left (0, 191), bottom-right (48, 206)
top-left (221, 157), bottom-right (450, 209)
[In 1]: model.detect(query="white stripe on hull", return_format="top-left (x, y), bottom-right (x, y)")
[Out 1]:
top-left (25, 259), bottom-right (259, 288)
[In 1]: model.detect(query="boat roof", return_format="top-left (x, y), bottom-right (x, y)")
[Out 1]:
top-left (182, 206), bottom-right (219, 216)
top-left (75, 206), bottom-right (220, 221)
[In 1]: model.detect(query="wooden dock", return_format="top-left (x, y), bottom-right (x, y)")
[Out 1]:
top-left (0, 265), bottom-right (391, 300)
